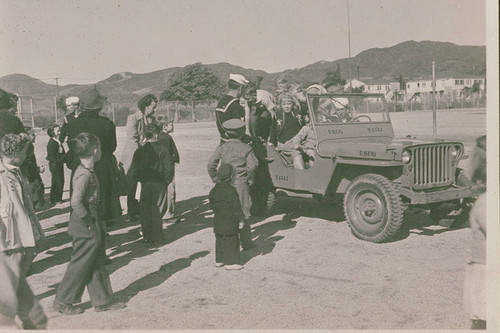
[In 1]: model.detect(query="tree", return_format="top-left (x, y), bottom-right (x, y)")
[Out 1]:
top-left (322, 64), bottom-right (343, 89)
top-left (56, 95), bottom-right (68, 112)
top-left (160, 63), bottom-right (225, 101)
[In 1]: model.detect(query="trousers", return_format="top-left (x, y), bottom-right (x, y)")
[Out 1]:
top-left (0, 249), bottom-right (47, 329)
top-left (55, 212), bottom-right (113, 307)
top-left (215, 234), bottom-right (240, 265)
top-left (158, 178), bottom-right (176, 219)
top-left (49, 161), bottom-right (64, 202)
top-left (233, 182), bottom-right (254, 249)
top-left (140, 182), bottom-right (165, 244)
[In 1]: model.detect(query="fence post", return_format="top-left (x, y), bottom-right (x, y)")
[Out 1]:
top-left (111, 103), bottom-right (115, 123)
top-left (174, 101), bottom-right (179, 123)
top-left (30, 97), bottom-right (35, 128)
top-left (191, 100), bottom-right (197, 122)
top-left (166, 102), bottom-right (170, 120)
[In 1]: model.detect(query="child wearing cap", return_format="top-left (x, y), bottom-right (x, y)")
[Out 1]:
top-left (209, 164), bottom-right (244, 270)
top-left (207, 118), bottom-right (258, 250)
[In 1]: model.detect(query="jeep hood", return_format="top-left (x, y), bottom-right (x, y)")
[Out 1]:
top-left (317, 137), bottom-right (439, 161)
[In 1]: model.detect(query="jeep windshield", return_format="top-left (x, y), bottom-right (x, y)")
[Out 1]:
top-left (307, 93), bottom-right (390, 125)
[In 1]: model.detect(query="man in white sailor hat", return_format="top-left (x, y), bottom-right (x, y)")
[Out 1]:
top-left (215, 74), bottom-right (249, 144)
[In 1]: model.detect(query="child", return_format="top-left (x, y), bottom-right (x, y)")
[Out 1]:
top-left (46, 124), bottom-right (65, 203)
top-left (0, 133), bottom-right (47, 329)
top-left (158, 120), bottom-right (180, 223)
top-left (209, 164), bottom-right (244, 270)
top-left (21, 127), bottom-right (46, 210)
top-left (207, 119), bottom-right (258, 250)
top-left (54, 133), bottom-right (125, 315)
top-left (132, 123), bottom-right (174, 246)
top-left (269, 93), bottom-right (303, 148)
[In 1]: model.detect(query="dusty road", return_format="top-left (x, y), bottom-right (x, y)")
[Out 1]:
top-left (27, 110), bottom-right (485, 330)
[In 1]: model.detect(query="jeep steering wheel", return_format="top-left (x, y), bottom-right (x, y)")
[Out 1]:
top-left (324, 114), bottom-right (343, 123)
top-left (352, 115), bottom-right (372, 122)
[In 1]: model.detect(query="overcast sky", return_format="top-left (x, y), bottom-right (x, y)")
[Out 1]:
top-left (0, 0), bottom-right (487, 85)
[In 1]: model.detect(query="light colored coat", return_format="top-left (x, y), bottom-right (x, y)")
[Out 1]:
top-left (0, 161), bottom-right (44, 251)
top-left (119, 110), bottom-right (155, 174)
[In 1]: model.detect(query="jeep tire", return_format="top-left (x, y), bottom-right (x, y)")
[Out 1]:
top-left (344, 174), bottom-right (404, 243)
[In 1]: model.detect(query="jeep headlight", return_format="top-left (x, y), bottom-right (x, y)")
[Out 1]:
top-left (450, 145), bottom-right (461, 159)
top-left (402, 150), bottom-right (411, 164)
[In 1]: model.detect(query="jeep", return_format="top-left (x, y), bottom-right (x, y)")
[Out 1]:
top-left (266, 93), bottom-right (472, 243)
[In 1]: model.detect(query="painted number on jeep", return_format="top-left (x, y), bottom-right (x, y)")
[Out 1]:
top-left (368, 127), bottom-right (383, 133)
top-left (275, 175), bottom-right (289, 181)
top-left (360, 151), bottom-right (377, 157)
top-left (328, 129), bottom-right (344, 135)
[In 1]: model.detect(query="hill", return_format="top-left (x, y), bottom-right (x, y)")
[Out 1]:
top-left (0, 40), bottom-right (486, 103)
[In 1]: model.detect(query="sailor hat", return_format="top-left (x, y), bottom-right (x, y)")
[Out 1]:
top-left (229, 74), bottom-right (249, 86)
top-left (222, 118), bottom-right (245, 134)
top-left (65, 96), bottom-right (80, 106)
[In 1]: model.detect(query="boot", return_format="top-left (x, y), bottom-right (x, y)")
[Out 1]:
top-left (293, 155), bottom-right (305, 169)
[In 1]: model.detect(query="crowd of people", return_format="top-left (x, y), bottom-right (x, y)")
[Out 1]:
top-left (0, 72), bottom-right (488, 329)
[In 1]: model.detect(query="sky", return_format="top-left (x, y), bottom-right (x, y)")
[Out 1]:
top-left (0, 0), bottom-right (487, 85)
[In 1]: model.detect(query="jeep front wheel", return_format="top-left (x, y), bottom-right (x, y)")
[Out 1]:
top-left (344, 174), bottom-right (404, 243)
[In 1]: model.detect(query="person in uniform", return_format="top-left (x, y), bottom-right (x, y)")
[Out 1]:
top-left (215, 74), bottom-right (249, 143)
top-left (58, 96), bottom-right (81, 135)
top-left (209, 164), bottom-right (244, 270)
top-left (242, 83), bottom-right (276, 141)
top-left (64, 86), bottom-right (122, 226)
top-left (207, 119), bottom-right (258, 250)
top-left (119, 94), bottom-right (158, 221)
top-left (53, 133), bottom-right (125, 315)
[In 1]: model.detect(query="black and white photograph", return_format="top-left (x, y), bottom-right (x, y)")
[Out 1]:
top-left (0, 0), bottom-right (498, 330)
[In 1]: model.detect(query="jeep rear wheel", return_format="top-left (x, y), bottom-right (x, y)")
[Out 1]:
top-left (344, 174), bottom-right (404, 243)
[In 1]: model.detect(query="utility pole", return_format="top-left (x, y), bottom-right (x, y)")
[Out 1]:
top-left (54, 77), bottom-right (60, 122)
top-left (432, 62), bottom-right (437, 139)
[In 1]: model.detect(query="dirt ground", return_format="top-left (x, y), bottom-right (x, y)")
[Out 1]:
top-left (26, 109), bottom-right (485, 330)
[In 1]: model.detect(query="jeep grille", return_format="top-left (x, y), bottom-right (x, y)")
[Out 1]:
top-left (409, 145), bottom-right (455, 190)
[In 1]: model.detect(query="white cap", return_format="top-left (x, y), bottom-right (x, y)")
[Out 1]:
top-left (229, 74), bottom-right (249, 86)
top-left (306, 84), bottom-right (327, 95)
top-left (65, 96), bottom-right (80, 106)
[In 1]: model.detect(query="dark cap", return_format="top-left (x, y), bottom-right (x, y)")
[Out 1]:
top-left (217, 163), bottom-right (234, 181)
top-left (222, 118), bottom-right (245, 135)
top-left (79, 85), bottom-right (107, 111)
top-left (0, 89), bottom-right (18, 110)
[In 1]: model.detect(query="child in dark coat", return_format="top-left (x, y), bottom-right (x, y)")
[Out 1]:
top-left (208, 164), bottom-right (245, 270)
top-left (132, 123), bottom-right (174, 247)
top-left (46, 124), bottom-right (65, 203)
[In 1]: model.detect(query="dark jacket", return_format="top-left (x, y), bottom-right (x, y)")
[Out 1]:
top-left (46, 138), bottom-right (65, 164)
top-left (215, 95), bottom-right (245, 139)
top-left (269, 110), bottom-right (303, 145)
top-left (0, 112), bottom-right (24, 138)
top-left (63, 111), bottom-right (117, 170)
top-left (132, 141), bottom-right (174, 184)
top-left (209, 182), bottom-right (244, 235)
top-left (158, 132), bottom-right (180, 164)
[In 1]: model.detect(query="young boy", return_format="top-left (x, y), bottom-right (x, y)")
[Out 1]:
top-left (54, 133), bottom-right (125, 315)
top-left (209, 164), bottom-right (244, 270)
top-left (132, 123), bottom-right (174, 246)
top-left (158, 120), bottom-right (180, 223)
top-left (207, 119), bottom-right (258, 250)
top-left (46, 124), bottom-right (65, 203)
top-left (0, 133), bottom-right (47, 329)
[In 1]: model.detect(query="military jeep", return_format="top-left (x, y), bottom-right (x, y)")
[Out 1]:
top-left (266, 93), bottom-right (472, 243)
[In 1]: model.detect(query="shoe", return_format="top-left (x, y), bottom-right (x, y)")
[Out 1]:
top-left (225, 264), bottom-right (243, 270)
top-left (53, 300), bottom-right (84, 315)
top-left (95, 302), bottom-right (126, 312)
top-left (215, 262), bottom-right (224, 268)
top-left (163, 217), bottom-right (181, 224)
